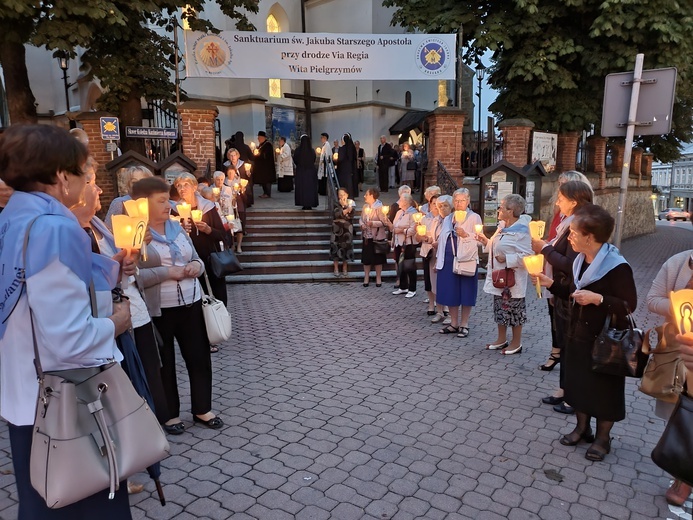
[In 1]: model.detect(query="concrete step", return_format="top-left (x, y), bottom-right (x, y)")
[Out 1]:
top-left (238, 259), bottom-right (401, 275)
top-left (239, 249), bottom-right (364, 262)
top-left (227, 268), bottom-right (409, 284)
top-left (243, 231), bottom-right (332, 242)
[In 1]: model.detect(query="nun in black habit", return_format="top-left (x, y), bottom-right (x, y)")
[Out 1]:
top-left (337, 133), bottom-right (357, 198)
top-left (293, 134), bottom-right (319, 210)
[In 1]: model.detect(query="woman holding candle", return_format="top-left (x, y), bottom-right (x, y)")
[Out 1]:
top-left (533, 204), bottom-right (636, 461)
top-left (330, 188), bottom-right (355, 277)
top-left (293, 134), bottom-right (319, 210)
top-left (417, 194), bottom-right (444, 315)
top-left (477, 194), bottom-right (532, 352)
top-left (0, 125), bottom-right (134, 517)
top-left (104, 164), bottom-right (154, 230)
top-left (532, 180), bottom-right (593, 413)
top-left (175, 173), bottom-right (229, 307)
top-left (224, 149), bottom-right (247, 253)
top-left (399, 143), bottom-right (415, 191)
top-left (645, 246), bottom-right (693, 504)
top-left (226, 132), bottom-right (254, 207)
top-left (391, 193), bottom-right (419, 298)
top-left (420, 185), bottom-right (442, 215)
top-left (360, 188), bottom-right (391, 287)
top-left (435, 188), bottom-right (483, 336)
top-left (135, 176), bottom-right (224, 433)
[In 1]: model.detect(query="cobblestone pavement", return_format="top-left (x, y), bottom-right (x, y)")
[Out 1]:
top-left (1, 226), bottom-right (693, 520)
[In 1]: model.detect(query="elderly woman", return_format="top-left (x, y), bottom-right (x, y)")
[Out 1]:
top-left (391, 192), bottom-right (419, 298)
top-left (330, 188), bottom-right (355, 276)
top-left (535, 204), bottom-right (637, 462)
top-left (477, 194), bottom-right (532, 353)
top-left (104, 165), bottom-right (154, 229)
top-left (399, 143), bottom-right (415, 190)
top-left (646, 245), bottom-right (693, 505)
top-left (134, 177), bottom-right (224, 434)
top-left (436, 188), bottom-right (483, 336)
top-left (0, 125), bottom-right (133, 518)
top-left (420, 185), bottom-right (442, 215)
top-left (224, 149), bottom-right (248, 252)
top-left (174, 173), bottom-right (228, 307)
top-left (417, 194), bottom-right (444, 316)
top-left (360, 187), bottom-right (391, 287)
top-left (533, 180), bottom-right (594, 414)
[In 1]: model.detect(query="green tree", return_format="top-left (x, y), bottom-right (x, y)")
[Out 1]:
top-left (384, 0), bottom-right (693, 161)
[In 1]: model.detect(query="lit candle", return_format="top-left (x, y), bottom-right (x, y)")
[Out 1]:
top-left (382, 205), bottom-right (390, 215)
top-left (670, 289), bottom-right (693, 338)
top-left (122, 197), bottom-right (150, 262)
top-left (523, 254), bottom-right (545, 298)
top-left (244, 163), bottom-right (251, 173)
top-left (249, 141), bottom-right (256, 151)
top-left (315, 147), bottom-right (322, 154)
top-left (413, 212), bottom-right (424, 223)
top-left (363, 207), bottom-right (372, 219)
top-left (253, 148), bottom-right (260, 156)
top-left (233, 182), bottom-right (240, 190)
top-left (474, 224), bottom-right (484, 234)
top-left (454, 210), bottom-right (467, 222)
top-left (212, 187), bottom-right (221, 196)
top-left (333, 152), bottom-right (338, 161)
top-left (347, 199), bottom-right (355, 207)
top-left (275, 147), bottom-right (281, 154)
top-left (191, 209), bottom-right (203, 222)
top-left (240, 178), bottom-right (249, 188)
top-left (176, 202), bottom-right (191, 220)
top-left (416, 224), bottom-right (427, 236)
top-left (529, 220), bottom-right (546, 240)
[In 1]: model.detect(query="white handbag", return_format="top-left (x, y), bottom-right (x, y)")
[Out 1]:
top-left (201, 270), bottom-right (232, 344)
top-left (451, 235), bottom-right (477, 276)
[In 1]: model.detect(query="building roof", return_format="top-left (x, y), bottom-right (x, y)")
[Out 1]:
top-left (389, 110), bottom-right (429, 135)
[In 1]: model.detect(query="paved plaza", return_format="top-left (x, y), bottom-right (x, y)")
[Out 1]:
top-left (1, 224), bottom-right (693, 519)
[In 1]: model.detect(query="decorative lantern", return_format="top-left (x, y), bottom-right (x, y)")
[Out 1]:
top-left (454, 210), bottom-right (467, 223)
top-left (529, 220), bottom-right (546, 240)
top-left (416, 224), bottom-right (427, 236)
top-left (670, 289), bottom-right (693, 338)
top-left (176, 202), bottom-right (191, 220)
top-left (523, 254), bottom-right (545, 298)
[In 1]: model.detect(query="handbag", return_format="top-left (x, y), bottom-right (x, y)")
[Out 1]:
top-left (23, 221), bottom-right (169, 508)
top-left (397, 252), bottom-right (416, 274)
top-left (406, 161), bottom-right (417, 170)
top-left (373, 239), bottom-right (391, 255)
top-left (639, 324), bottom-right (687, 402)
top-left (201, 269), bottom-right (232, 344)
top-left (227, 208), bottom-right (242, 233)
top-left (450, 235), bottom-right (477, 277)
top-left (209, 241), bottom-right (242, 277)
top-left (488, 241), bottom-right (514, 288)
top-left (651, 389), bottom-right (693, 486)
top-left (591, 312), bottom-right (647, 378)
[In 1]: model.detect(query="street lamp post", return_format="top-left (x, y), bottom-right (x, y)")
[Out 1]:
top-left (475, 61), bottom-right (486, 175)
top-left (55, 51), bottom-right (76, 129)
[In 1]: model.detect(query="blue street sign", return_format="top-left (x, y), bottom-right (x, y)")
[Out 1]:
top-left (100, 117), bottom-right (120, 140)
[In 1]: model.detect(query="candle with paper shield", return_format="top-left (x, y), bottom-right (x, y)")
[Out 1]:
top-left (523, 254), bottom-right (545, 298)
top-left (112, 214), bottom-right (147, 288)
top-left (212, 187), bottom-right (220, 197)
top-left (333, 152), bottom-right (338, 161)
top-left (243, 163), bottom-right (251, 175)
top-left (363, 207), bottom-right (372, 220)
top-left (275, 147), bottom-right (281, 154)
top-left (474, 224), bottom-right (483, 234)
top-left (176, 202), bottom-right (191, 220)
top-left (529, 220), bottom-right (546, 240)
top-left (454, 210), bottom-right (467, 222)
top-left (416, 224), bottom-right (427, 236)
top-left (122, 197), bottom-right (149, 261)
top-left (191, 209), bottom-right (203, 222)
top-left (413, 212), bottom-right (424, 224)
top-left (315, 147), bottom-right (321, 154)
top-left (669, 289), bottom-right (693, 338)
top-left (382, 205), bottom-right (389, 215)
top-left (239, 178), bottom-right (249, 189)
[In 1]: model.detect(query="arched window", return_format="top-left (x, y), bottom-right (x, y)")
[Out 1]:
top-left (405, 91), bottom-right (412, 108)
top-left (267, 14), bottom-right (281, 98)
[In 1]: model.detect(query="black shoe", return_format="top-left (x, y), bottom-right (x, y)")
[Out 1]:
top-left (193, 415), bottom-right (224, 429)
top-left (163, 422), bottom-right (185, 435)
top-left (539, 354), bottom-right (561, 371)
top-left (559, 428), bottom-right (595, 446)
top-left (542, 395), bottom-right (564, 405)
top-left (553, 403), bottom-right (575, 414)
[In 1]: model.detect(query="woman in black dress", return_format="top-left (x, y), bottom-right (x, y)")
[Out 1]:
top-left (293, 134), bottom-right (319, 210)
top-left (535, 204), bottom-right (637, 462)
top-left (360, 188), bottom-right (392, 287)
top-left (329, 188), bottom-right (355, 276)
top-left (337, 133), bottom-right (357, 198)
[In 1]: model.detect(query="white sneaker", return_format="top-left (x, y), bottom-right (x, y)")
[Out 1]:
top-left (392, 289), bottom-right (407, 295)
top-left (405, 291), bottom-right (417, 298)
top-left (431, 313), bottom-right (444, 323)
top-left (443, 316), bottom-right (452, 325)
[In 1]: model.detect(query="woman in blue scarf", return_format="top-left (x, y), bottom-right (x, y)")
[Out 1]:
top-left (534, 204), bottom-right (637, 462)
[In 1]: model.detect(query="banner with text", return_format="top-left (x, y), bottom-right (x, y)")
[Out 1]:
top-left (184, 31), bottom-right (456, 81)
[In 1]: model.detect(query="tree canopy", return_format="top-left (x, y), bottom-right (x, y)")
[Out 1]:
top-left (383, 0), bottom-right (693, 161)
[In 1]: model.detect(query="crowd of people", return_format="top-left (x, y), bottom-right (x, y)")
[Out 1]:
top-left (375, 136), bottom-right (426, 193)
top-left (0, 123), bottom-right (692, 517)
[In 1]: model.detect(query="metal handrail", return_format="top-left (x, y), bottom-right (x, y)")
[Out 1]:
top-left (437, 160), bottom-right (459, 195)
top-left (325, 156), bottom-right (340, 210)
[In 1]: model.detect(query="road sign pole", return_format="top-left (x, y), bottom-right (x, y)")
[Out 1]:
top-left (110, 140), bottom-right (115, 161)
top-left (613, 53), bottom-right (644, 248)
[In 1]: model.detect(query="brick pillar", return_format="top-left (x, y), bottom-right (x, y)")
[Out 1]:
top-left (555, 131), bottom-right (580, 173)
top-left (75, 111), bottom-right (118, 213)
top-left (424, 107), bottom-right (466, 187)
top-left (642, 152), bottom-right (654, 178)
top-left (611, 141), bottom-right (625, 174)
top-left (498, 119), bottom-right (534, 168)
top-left (179, 101), bottom-right (219, 176)
top-left (587, 136), bottom-right (607, 189)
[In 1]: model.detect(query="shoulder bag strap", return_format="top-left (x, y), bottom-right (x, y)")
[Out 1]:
top-left (201, 267), bottom-right (215, 298)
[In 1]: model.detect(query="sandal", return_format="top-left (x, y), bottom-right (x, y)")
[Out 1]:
top-left (210, 345), bottom-right (219, 353)
top-left (193, 415), bottom-right (225, 429)
top-left (457, 326), bottom-right (469, 338)
top-left (439, 325), bottom-right (459, 334)
top-left (585, 438), bottom-right (611, 461)
top-left (539, 353), bottom-right (561, 371)
top-left (427, 310), bottom-right (436, 316)
top-left (559, 428), bottom-right (595, 446)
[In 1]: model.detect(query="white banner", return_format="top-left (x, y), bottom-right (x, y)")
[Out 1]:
top-left (184, 31), bottom-right (456, 81)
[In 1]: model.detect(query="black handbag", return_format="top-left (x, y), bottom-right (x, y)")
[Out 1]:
top-left (373, 239), bottom-right (390, 255)
top-left (209, 248), bottom-right (242, 277)
top-left (591, 313), bottom-right (647, 378)
top-left (651, 391), bottom-right (693, 486)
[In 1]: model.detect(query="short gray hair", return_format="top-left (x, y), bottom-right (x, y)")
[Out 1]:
top-left (213, 170), bottom-right (226, 180)
top-left (452, 187), bottom-right (470, 199)
top-left (398, 185), bottom-right (412, 195)
top-left (400, 193), bottom-right (415, 208)
top-left (503, 194), bottom-right (526, 217)
top-left (424, 185), bottom-right (442, 200)
top-left (437, 194), bottom-right (453, 208)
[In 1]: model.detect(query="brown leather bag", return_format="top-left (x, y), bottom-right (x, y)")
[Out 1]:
top-left (492, 268), bottom-right (515, 289)
top-left (639, 323), bottom-right (687, 403)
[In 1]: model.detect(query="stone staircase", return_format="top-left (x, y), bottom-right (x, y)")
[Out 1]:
top-left (228, 208), bottom-right (405, 284)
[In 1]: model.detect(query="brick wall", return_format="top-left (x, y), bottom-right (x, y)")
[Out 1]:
top-left (611, 142), bottom-right (625, 174)
top-left (76, 111), bottom-right (118, 216)
top-left (587, 136), bottom-right (607, 189)
top-left (555, 132), bottom-right (579, 173)
top-left (498, 119), bottom-right (534, 168)
top-left (179, 101), bottom-right (219, 177)
top-left (425, 108), bottom-right (466, 186)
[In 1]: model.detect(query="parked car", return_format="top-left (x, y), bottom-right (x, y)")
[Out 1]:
top-left (658, 207), bottom-right (691, 221)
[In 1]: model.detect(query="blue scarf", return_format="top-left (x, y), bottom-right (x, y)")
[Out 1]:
top-left (573, 242), bottom-right (628, 290)
top-left (500, 219), bottom-right (530, 235)
top-left (90, 216), bottom-right (117, 254)
top-left (149, 220), bottom-right (186, 265)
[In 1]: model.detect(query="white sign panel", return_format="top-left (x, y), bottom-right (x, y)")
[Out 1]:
top-left (184, 31), bottom-right (456, 81)
top-left (531, 131), bottom-right (558, 173)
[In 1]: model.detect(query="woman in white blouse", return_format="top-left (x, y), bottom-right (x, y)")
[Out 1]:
top-left (135, 177), bottom-right (224, 434)
top-left (391, 193), bottom-right (418, 298)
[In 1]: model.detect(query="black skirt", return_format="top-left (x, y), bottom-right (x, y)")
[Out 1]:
top-left (277, 176), bottom-right (293, 192)
top-left (361, 238), bottom-right (387, 266)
